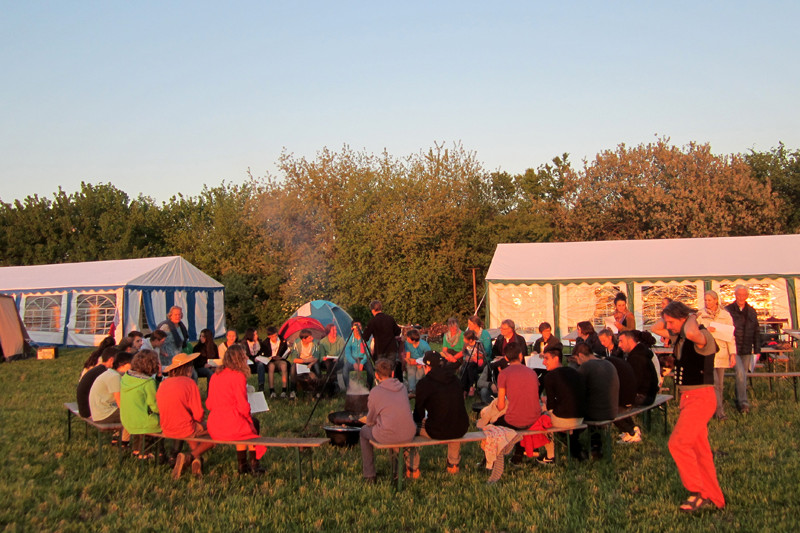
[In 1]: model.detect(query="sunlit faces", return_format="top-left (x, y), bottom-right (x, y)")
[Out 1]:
top-left (618, 335), bottom-right (636, 353)
top-left (301, 334), bottom-right (314, 346)
top-left (542, 352), bottom-right (560, 371)
top-left (664, 315), bottom-right (686, 335)
top-left (226, 330), bottom-right (237, 345)
top-left (132, 336), bottom-right (143, 351)
top-left (169, 308), bottom-right (183, 324)
top-left (735, 287), bottom-right (749, 307)
top-left (540, 328), bottom-right (552, 342)
top-left (598, 333), bottom-right (614, 350)
top-left (500, 324), bottom-right (513, 339)
top-left (704, 293), bottom-right (718, 311)
top-left (615, 300), bottom-right (627, 313)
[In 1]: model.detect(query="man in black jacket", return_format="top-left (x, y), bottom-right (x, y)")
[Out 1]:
top-left (406, 351), bottom-right (469, 478)
top-left (725, 285), bottom-right (761, 413)
top-left (491, 319), bottom-right (529, 361)
top-left (361, 300), bottom-right (401, 364)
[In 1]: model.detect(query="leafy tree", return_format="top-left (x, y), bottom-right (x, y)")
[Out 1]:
top-left (555, 139), bottom-right (784, 241)
top-left (746, 143), bottom-right (800, 231)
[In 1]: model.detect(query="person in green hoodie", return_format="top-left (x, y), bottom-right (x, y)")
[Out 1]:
top-left (120, 349), bottom-right (161, 458)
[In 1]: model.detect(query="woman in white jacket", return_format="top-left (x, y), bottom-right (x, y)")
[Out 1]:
top-left (697, 290), bottom-right (737, 420)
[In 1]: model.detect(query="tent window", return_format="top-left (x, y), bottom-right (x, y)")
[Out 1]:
top-left (23, 296), bottom-right (61, 332)
top-left (641, 285), bottom-right (698, 326)
top-left (592, 286), bottom-right (621, 329)
top-left (75, 294), bottom-right (117, 335)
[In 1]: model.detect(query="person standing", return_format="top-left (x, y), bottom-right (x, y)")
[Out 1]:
top-left (697, 291), bottom-right (736, 420)
top-left (158, 306), bottom-right (189, 367)
top-left (724, 285), bottom-right (760, 414)
top-left (361, 300), bottom-right (401, 364)
top-left (612, 292), bottom-right (635, 332)
top-left (654, 301), bottom-right (725, 512)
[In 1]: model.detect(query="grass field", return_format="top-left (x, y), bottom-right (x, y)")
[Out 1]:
top-left (1, 349), bottom-right (799, 532)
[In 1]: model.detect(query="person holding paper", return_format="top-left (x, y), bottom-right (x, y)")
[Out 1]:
top-left (243, 328), bottom-right (267, 392)
top-left (491, 319), bottom-right (529, 361)
top-left (343, 323), bottom-right (373, 390)
top-left (156, 352), bottom-right (216, 479)
top-left (262, 326), bottom-right (289, 399)
top-left (318, 324), bottom-right (345, 393)
top-left (403, 328), bottom-right (431, 397)
top-left (206, 344), bottom-right (266, 475)
top-left (191, 328), bottom-right (218, 384)
top-left (698, 290), bottom-right (737, 420)
top-left (611, 293), bottom-right (635, 332)
top-left (460, 330), bottom-right (486, 397)
top-left (467, 315), bottom-right (494, 360)
top-left (289, 329), bottom-right (321, 400)
top-left (724, 285), bottom-right (761, 414)
top-left (531, 322), bottom-right (563, 355)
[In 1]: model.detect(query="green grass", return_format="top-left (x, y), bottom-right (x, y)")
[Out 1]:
top-left (1, 350), bottom-right (799, 532)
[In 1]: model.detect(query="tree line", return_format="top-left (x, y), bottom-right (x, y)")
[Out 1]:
top-left (1, 139), bottom-right (797, 330)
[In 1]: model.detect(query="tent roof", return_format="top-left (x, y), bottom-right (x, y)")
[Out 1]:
top-left (486, 234), bottom-right (800, 282)
top-left (0, 256), bottom-right (223, 292)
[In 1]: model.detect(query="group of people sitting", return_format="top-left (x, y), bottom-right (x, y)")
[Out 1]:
top-left (77, 332), bottom-right (270, 479)
top-left (358, 313), bottom-right (663, 484)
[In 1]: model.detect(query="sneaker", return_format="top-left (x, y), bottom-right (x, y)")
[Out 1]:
top-left (270, 392), bottom-right (277, 399)
top-left (536, 456), bottom-right (555, 466)
top-left (191, 457), bottom-right (203, 478)
top-left (446, 463), bottom-right (459, 475)
top-left (280, 392), bottom-right (287, 399)
top-left (619, 427), bottom-right (643, 444)
top-left (405, 468), bottom-right (420, 479)
top-left (289, 391), bottom-right (296, 400)
top-left (172, 452), bottom-right (188, 480)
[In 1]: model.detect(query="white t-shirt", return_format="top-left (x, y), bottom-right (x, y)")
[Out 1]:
top-left (89, 368), bottom-right (121, 421)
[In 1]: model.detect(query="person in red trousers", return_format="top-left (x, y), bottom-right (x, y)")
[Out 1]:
top-left (654, 301), bottom-right (725, 512)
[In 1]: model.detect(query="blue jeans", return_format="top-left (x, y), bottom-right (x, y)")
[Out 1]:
top-left (734, 353), bottom-right (753, 409)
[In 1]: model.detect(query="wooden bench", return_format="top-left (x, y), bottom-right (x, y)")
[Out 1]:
top-left (147, 433), bottom-right (329, 485)
top-left (584, 394), bottom-right (673, 462)
top-left (725, 371), bottom-right (800, 402)
top-left (370, 423), bottom-right (587, 490)
top-left (64, 402), bottom-right (123, 465)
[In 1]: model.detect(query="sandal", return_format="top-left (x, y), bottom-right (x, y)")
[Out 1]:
top-left (679, 493), bottom-right (712, 513)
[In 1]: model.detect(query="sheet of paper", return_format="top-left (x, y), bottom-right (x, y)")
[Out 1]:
top-left (525, 354), bottom-right (545, 370)
top-left (562, 329), bottom-right (579, 341)
top-left (708, 322), bottom-right (735, 343)
top-left (255, 356), bottom-right (271, 365)
top-left (604, 316), bottom-right (619, 334)
top-left (207, 359), bottom-right (222, 367)
top-left (296, 363), bottom-right (310, 375)
top-left (324, 355), bottom-right (338, 360)
top-left (248, 391), bottom-right (269, 413)
top-left (414, 357), bottom-right (425, 366)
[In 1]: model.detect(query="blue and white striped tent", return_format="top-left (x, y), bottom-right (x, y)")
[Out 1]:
top-left (0, 256), bottom-right (225, 347)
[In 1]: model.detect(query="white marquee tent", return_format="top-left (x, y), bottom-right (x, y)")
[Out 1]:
top-left (0, 256), bottom-right (225, 347)
top-left (485, 235), bottom-right (800, 337)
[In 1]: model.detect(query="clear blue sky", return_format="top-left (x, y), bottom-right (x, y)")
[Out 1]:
top-left (2, 1), bottom-right (798, 203)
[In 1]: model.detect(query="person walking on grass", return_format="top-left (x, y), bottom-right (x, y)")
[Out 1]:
top-left (156, 352), bottom-right (216, 479)
top-left (654, 301), bottom-right (725, 513)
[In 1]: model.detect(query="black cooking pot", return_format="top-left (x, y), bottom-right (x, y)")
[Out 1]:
top-left (323, 425), bottom-right (362, 447)
top-left (327, 410), bottom-right (366, 427)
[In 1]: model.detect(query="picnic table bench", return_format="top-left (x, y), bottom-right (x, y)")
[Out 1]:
top-left (147, 433), bottom-right (329, 485)
top-left (584, 394), bottom-right (673, 462)
top-left (64, 402), bottom-right (123, 464)
top-left (370, 423), bottom-right (587, 490)
top-left (724, 371), bottom-right (800, 402)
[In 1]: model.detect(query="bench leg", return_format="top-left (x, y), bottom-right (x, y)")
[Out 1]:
top-left (294, 447), bottom-right (302, 486)
top-left (396, 447), bottom-right (404, 492)
top-left (97, 429), bottom-right (104, 466)
top-left (66, 410), bottom-right (72, 442)
top-left (793, 376), bottom-right (798, 403)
